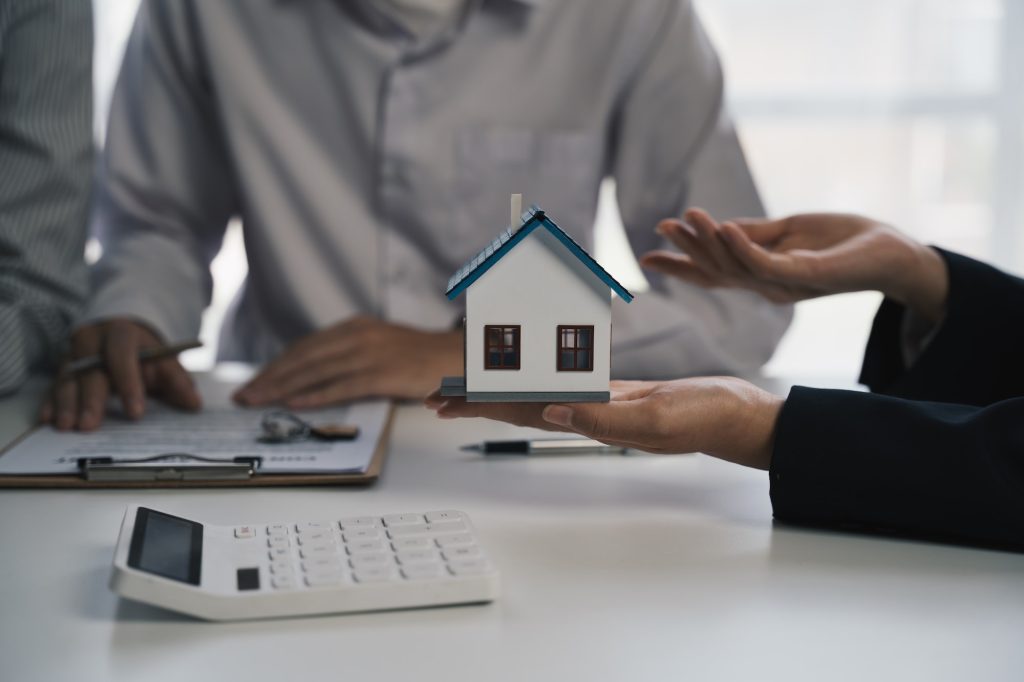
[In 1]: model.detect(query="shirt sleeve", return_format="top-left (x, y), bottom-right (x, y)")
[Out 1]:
top-left (770, 386), bottom-right (1024, 550)
top-left (607, 0), bottom-right (792, 379)
top-left (859, 249), bottom-right (1024, 406)
top-left (84, 0), bottom-right (237, 343)
top-left (0, 0), bottom-right (92, 394)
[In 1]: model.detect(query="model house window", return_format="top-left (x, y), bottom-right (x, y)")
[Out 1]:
top-left (484, 325), bottom-right (521, 369)
top-left (557, 326), bottom-right (594, 371)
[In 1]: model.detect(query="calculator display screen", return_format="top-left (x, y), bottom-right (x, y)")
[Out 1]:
top-left (127, 508), bottom-right (202, 585)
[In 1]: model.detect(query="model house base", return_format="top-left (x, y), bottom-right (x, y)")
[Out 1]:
top-left (439, 376), bottom-right (610, 403)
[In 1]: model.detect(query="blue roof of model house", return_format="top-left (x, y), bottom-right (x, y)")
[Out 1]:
top-left (445, 206), bottom-right (634, 303)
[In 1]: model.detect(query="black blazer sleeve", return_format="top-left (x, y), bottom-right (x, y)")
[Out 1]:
top-left (769, 250), bottom-right (1024, 548)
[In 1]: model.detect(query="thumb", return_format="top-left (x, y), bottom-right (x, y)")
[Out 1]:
top-left (542, 402), bottom-right (652, 444)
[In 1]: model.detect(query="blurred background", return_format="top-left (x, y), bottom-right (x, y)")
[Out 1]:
top-left (93, 0), bottom-right (1024, 381)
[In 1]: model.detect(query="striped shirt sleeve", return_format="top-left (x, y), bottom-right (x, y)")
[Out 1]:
top-left (0, 0), bottom-right (93, 394)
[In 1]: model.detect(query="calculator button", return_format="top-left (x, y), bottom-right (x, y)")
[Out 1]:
top-left (266, 524), bottom-right (290, 536)
top-left (268, 548), bottom-right (291, 560)
top-left (383, 513), bottom-right (424, 526)
top-left (348, 553), bottom-right (393, 569)
top-left (299, 545), bottom-right (337, 559)
top-left (297, 521), bottom-right (333, 533)
top-left (425, 510), bottom-right (465, 523)
top-left (401, 564), bottom-right (445, 580)
top-left (385, 524), bottom-right (429, 538)
top-left (272, 574), bottom-right (296, 589)
top-left (447, 559), bottom-right (491, 576)
top-left (352, 567), bottom-right (397, 583)
top-left (268, 536), bottom-right (290, 549)
top-left (302, 557), bottom-right (343, 573)
top-left (425, 520), bottom-right (467, 534)
top-left (270, 560), bottom-right (293, 574)
top-left (298, 531), bottom-right (334, 545)
top-left (237, 567), bottom-right (260, 591)
top-left (234, 526), bottom-right (256, 539)
top-left (305, 572), bottom-right (344, 588)
top-left (442, 546), bottom-right (481, 561)
top-left (339, 517), bottom-right (381, 529)
top-left (434, 533), bottom-right (475, 548)
top-left (342, 529), bottom-right (381, 542)
top-left (396, 550), bottom-right (440, 565)
top-left (346, 539), bottom-right (386, 555)
top-left (391, 537), bottom-right (433, 551)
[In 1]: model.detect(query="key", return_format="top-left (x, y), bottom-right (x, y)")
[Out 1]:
top-left (268, 547), bottom-right (290, 560)
top-left (339, 516), bottom-right (382, 530)
top-left (272, 574), bottom-right (297, 589)
top-left (270, 560), bottom-right (293, 574)
top-left (395, 549), bottom-right (440, 565)
top-left (435, 533), bottom-right (475, 548)
top-left (305, 572), bottom-right (344, 587)
top-left (442, 545), bottom-right (481, 560)
top-left (300, 545), bottom-right (338, 559)
top-left (391, 537), bottom-right (433, 551)
top-left (383, 513), bottom-right (424, 526)
top-left (346, 539), bottom-right (386, 555)
top-left (352, 567), bottom-right (397, 583)
top-left (268, 536), bottom-right (290, 549)
top-left (302, 557), bottom-right (342, 573)
top-left (425, 510), bottom-right (464, 523)
top-left (297, 521), bottom-right (332, 533)
top-left (401, 564), bottom-right (445, 580)
top-left (298, 531), bottom-right (334, 545)
top-left (388, 521), bottom-right (466, 538)
top-left (234, 526), bottom-right (255, 539)
top-left (447, 559), bottom-right (491, 575)
top-left (343, 529), bottom-right (381, 542)
top-left (348, 553), bottom-right (393, 569)
top-left (266, 524), bottom-right (290, 537)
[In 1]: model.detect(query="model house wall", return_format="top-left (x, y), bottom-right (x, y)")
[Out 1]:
top-left (464, 229), bottom-right (611, 395)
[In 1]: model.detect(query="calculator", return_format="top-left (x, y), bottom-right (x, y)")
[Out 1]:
top-left (109, 505), bottom-right (500, 620)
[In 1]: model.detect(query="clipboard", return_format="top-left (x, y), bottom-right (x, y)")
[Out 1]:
top-left (0, 406), bottom-right (394, 489)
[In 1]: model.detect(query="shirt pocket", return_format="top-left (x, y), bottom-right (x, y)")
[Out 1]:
top-left (450, 128), bottom-right (604, 256)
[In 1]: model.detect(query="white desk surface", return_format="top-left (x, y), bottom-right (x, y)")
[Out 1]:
top-left (1, 376), bottom-right (1022, 682)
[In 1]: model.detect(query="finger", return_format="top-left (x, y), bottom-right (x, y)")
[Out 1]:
top-left (105, 324), bottom-right (147, 419)
top-left (50, 376), bottom-right (79, 430)
top-left (423, 389), bottom-right (446, 409)
top-left (542, 401), bottom-right (656, 445)
top-left (236, 331), bottom-right (362, 404)
top-left (245, 347), bottom-right (360, 406)
top-left (77, 370), bottom-right (110, 431)
top-left (284, 373), bottom-right (375, 410)
top-left (153, 360), bottom-right (202, 411)
top-left (685, 209), bottom-right (746, 278)
top-left (70, 329), bottom-right (108, 431)
top-left (729, 217), bottom-right (789, 245)
top-left (657, 219), bottom-right (723, 276)
top-left (639, 251), bottom-right (718, 288)
top-left (720, 221), bottom-right (800, 282)
top-left (435, 399), bottom-right (571, 432)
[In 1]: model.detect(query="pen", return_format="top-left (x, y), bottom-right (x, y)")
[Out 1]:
top-left (62, 340), bottom-right (203, 376)
top-left (461, 438), bottom-right (628, 455)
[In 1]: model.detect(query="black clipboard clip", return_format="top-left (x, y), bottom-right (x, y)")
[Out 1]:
top-left (77, 454), bottom-right (262, 482)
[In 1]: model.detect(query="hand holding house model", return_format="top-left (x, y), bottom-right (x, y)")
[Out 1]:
top-left (440, 194), bottom-right (634, 403)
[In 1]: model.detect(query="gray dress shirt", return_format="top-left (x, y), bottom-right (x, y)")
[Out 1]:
top-left (0, 0), bottom-right (92, 394)
top-left (88, 0), bottom-right (792, 378)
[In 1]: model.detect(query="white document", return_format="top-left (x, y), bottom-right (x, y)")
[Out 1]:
top-left (0, 370), bottom-right (390, 476)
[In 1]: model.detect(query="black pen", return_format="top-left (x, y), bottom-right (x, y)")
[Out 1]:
top-left (461, 438), bottom-right (628, 455)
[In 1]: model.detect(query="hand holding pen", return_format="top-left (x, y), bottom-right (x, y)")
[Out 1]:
top-left (40, 319), bottom-right (202, 432)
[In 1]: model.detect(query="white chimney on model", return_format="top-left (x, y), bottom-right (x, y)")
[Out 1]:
top-left (510, 193), bottom-right (522, 229)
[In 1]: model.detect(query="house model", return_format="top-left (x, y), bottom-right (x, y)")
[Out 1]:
top-left (440, 195), bottom-right (634, 403)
